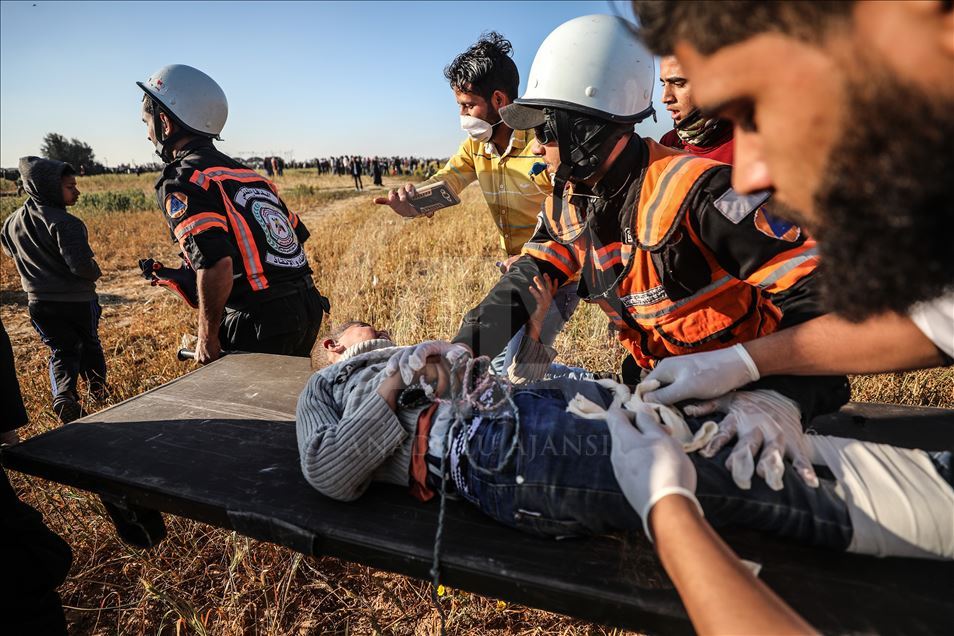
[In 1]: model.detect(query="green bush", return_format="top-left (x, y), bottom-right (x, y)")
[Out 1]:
top-left (76, 189), bottom-right (150, 213)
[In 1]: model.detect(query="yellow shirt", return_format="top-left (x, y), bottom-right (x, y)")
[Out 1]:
top-left (424, 129), bottom-right (552, 256)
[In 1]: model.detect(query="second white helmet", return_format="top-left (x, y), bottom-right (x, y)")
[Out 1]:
top-left (137, 64), bottom-right (228, 139)
top-left (501, 14), bottom-right (655, 129)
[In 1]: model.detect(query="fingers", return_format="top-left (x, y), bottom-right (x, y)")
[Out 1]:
top-left (542, 273), bottom-right (558, 295)
top-left (528, 277), bottom-right (546, 302)
top-left (755, 445), bottom-right (785, 491)
top-left (407, 343), bottom-right (435, 374)
top-left (399, 349), bottom-right (418, 385)
top-left (683, 399), bottom-right (722, 417)
top-left (444, 344), bottom-right (470, 367)
top-left (630, 405), bottom-right (668, 440)
top-left (726, 443), bottom-right (756, 490)
top-left (725, 426), bottom-right (763, 490)
top-left (372, 196), bottom-right (389, 205)
top-left (791, 454), bottom-right (820, 488)
top-left (604, 407), bottom-right (637, 438)
top-left (384, 350), bottom-right (402, 377)
top-left (640, 383), bottom-right (686, 406)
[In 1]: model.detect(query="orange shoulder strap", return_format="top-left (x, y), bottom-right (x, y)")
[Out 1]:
top-left (635, 139), bottom-right (723, 250)
top-left (542, 183), bottom-right (587, 244)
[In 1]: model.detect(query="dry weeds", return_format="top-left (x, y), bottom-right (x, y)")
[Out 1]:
top-left (1, 168), bottom-right (950, 635)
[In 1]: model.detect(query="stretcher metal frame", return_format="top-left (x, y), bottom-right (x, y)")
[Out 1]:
top-left (3, 353), bottom-right (952, 635)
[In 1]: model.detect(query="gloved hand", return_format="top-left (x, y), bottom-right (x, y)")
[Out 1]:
top-left (138, 257), bottom-right (199, 308)
top-left (684, 389), bottom-right (817, 492)
top-left (641, 344), bottom-right (760, 406)
top-left (384, 340), bottom-right (471, 385)
top-left (606, 404), bottom-right (702, 541)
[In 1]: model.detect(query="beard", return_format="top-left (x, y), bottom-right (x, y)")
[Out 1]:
top-left (812, 59), bottom-right (954, 321)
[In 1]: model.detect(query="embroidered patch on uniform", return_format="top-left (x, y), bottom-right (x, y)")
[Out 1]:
top-left (713, 188), bottom-right (771, 224)
top-left (620, 286), bottom-right (669, 307)
top-left (234, 186), bottom-right (280, 207)
top-left (754, 208), bottom-right (801, 242)
top-left (164, 192), bottom-right (188, 219)
top-left (251, 200), bottom-right (299, 255)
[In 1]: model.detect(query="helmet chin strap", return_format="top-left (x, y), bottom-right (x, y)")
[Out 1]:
top-left (549, 109), bottom-right (576, 224)
top-left (151, 100), bottom-right (191, 164)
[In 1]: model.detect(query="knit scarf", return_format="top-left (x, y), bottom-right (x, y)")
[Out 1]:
top-left (675, 109), bottom-right (730, 147)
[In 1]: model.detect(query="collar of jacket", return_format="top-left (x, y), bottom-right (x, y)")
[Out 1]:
top-left (172, 138), bottom-right (215, 160)
top-left (339, 338), bottom-right (396, 362)
top-left (481, 127), bottom-right (529, 159)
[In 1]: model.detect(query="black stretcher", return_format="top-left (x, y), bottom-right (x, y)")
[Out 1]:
top-left (2, 353), bottom-right (953, 634)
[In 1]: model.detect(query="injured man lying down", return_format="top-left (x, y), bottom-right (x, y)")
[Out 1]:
top-left (296, 320), bottom-right (954, 561)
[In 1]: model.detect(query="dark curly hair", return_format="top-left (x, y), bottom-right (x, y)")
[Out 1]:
top-left (443, 31), bottom-right (519, 102)
top-left (631, 1), bottom-right (853, 55)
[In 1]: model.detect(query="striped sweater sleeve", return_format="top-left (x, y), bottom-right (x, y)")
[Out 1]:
top-left (296, 372), bottom-right (408, 502)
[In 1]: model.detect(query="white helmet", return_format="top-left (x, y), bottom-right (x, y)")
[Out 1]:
top-left (137, 64), bottom-right (228, 138)
top-left (500, 14), bottom-right (655, 130)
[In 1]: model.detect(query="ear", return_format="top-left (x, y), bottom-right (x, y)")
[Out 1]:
top-left (158, 112), bottom-right (174, 136)
top-left (491, 89), bottom-right (511, 109)
top-left (322, 338), bottom-right (345, 354)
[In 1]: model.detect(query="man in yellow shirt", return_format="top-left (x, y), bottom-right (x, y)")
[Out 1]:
top-left (374, 32), bottom-right (578, 376)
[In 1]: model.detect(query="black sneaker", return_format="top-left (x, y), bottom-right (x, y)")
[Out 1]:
top-left (53, 396), bottom-right (83, 424)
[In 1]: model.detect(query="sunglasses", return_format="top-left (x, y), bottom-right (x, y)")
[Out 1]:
top-left (532, 119), bottom-right (557, 145)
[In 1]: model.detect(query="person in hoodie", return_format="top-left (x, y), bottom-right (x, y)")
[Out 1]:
top-left (1, 156), bottom-right (106, 424)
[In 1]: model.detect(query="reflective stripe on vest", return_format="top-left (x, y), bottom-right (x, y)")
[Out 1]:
top-left (636, 142), bottom-right (723, 249)
top-left (216, 181), bottom-right (268, 291)
top-left (190, 167), bottom-right (280, 196)
top-left (173, 212), bottom-right (228, 242)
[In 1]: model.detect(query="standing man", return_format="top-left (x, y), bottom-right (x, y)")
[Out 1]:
top-left (658, 55), bottom-right (734, 163)
top-left (138, 64), bottom-right (329, 364)
top-left (1, 157), bottom-right (107, 423)
top-left (630, 0), bottom-right (953, 404)
top-left (350, 155), bottom-right (364, 191)
top-left (438, 15), bottom-right (847, 491)
top-left (373, 32), bottom-right (575, 377)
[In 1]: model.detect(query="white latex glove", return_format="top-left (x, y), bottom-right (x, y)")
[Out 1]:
top-left (606, 404), bottom-right (702, 541)
top-left (384, 340), bottom-right (471, 385)
top-left (684, 389), bottom-right (817, 492)
top-left (641, 344), bottom-right (760, 405)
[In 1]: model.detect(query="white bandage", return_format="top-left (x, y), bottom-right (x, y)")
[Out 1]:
top-left (567, 378), bottom-right (718, 453)
top-left (809, 436), bottom-right (954, 560)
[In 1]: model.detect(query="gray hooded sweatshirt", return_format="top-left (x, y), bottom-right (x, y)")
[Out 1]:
top-left (0, 156), bottom-right (100, 301)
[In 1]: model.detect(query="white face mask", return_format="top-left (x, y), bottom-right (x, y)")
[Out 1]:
top-left (460, 115), bottom-right (501, 142)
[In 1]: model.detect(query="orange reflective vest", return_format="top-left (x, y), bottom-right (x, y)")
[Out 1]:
top-left (523, 139), bottom-right (818, 369)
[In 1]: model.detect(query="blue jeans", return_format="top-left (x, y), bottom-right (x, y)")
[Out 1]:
top-left (489, 280), bottom-right (581, 376)
top-left (455, 379), bottom-right (853, 550)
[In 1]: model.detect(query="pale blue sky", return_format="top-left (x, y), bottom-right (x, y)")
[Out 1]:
top-left (0, 1), bottom-right (673, 167)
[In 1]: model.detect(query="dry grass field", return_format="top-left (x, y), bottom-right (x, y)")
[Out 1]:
top-left (1, 168), bottom-right (951, 635)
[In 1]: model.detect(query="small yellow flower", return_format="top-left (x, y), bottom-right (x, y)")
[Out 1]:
top-left (496, 600), bottom-right (507, 611)
top-left (437, 584), bottom-right (446, 597)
